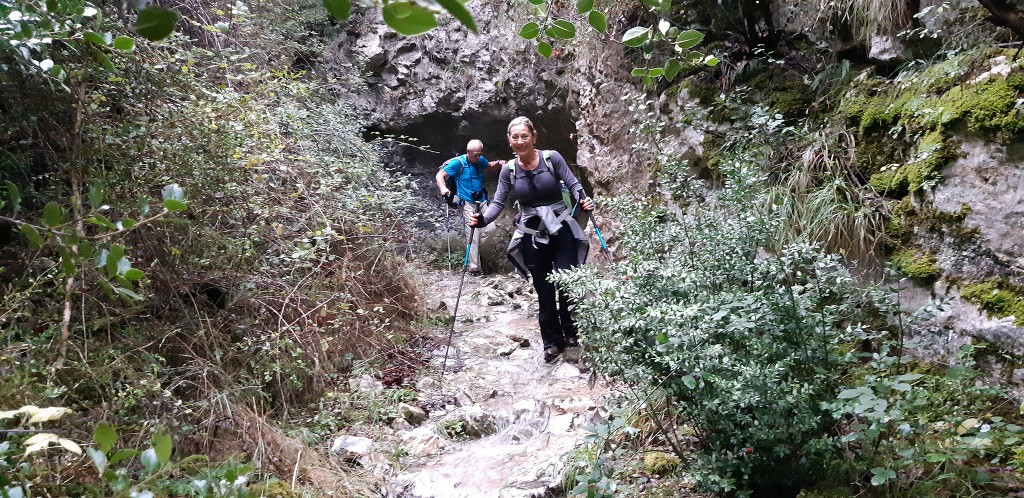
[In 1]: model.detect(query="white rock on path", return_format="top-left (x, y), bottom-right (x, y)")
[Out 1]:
top-left (330, 435), bottom-right (373, 456)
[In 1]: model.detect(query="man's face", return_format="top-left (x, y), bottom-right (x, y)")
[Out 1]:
top-left (467, 148), bottom-right (483, 162)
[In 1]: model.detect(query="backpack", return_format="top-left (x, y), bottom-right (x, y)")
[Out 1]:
top-left (439, 155), bottom-right (461, 208)
top-left (507, 150), bottom-right (574, 211)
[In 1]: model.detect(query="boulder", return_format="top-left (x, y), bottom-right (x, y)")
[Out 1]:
top-left (399, 402), bottom-right (428, 426)
top-left (416, 376), bottom-right (439, 392)
top-left (330, 435), bottom-right (374, 457)
top-left (400, 426), bottom-right (444, 457)
top-left (348, 374), bottom-right (383, 393)
top-left (426, 298), bottom-right (447, 312)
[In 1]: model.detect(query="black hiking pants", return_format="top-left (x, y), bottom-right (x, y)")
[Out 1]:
top-left (521, 221), bottom-right (579, 351)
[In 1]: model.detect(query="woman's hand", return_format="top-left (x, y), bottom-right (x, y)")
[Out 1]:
top-left (581, 197), bottom-right (595, 211)
top-left (467, 212), bottom-right (482, 227)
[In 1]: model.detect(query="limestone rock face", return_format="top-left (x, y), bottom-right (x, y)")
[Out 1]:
top-left (328, 6), bottom-right (575, 163)
top-left (932, 139), bottom-right (1024, 272)
top-left (898, 137), bottom-right (1024, 358)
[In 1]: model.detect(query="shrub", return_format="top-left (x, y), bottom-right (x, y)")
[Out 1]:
top-left (556, 158), bottom-right (1021, 495)
top-left (554, 159), bottom-right (876, 494)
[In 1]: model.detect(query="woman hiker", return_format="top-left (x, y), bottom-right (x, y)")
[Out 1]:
top-left (468, 116), bottom-right (594, 363)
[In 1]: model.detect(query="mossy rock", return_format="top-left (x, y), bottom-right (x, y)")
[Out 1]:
top-left (920, 78), bottom-right (1024, 142)
top-left (889, 247), bottom-right (940, 280)
top-left (854, 130), bottom-right (905, 179)
top-left (869, 130), bottom-right (960, 198)
top-left (1008, 72), bottom-right (1024, 92)
top-left (961, 279), bottom-right (1024, 326)
top-left (766, 79), bottom-right (815, 119)
top-left (682, 78), bottom-right (719, 106)
top-left (744, 69), bottom-right (813, 119)
top-left (700, 132), bottom-right (727, 178)
top-left (643, 451), bottom-right (681, 476)
top-left (843, 65), bottom-right (1024, 143)
top-left (869, 169), bottom-right (910, 198)
top-left (841, 51), bottom-right (1024, 196)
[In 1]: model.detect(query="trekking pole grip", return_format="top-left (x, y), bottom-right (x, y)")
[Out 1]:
top-left (577, 192), bottom-right (609, 253)
top-left (463, 202), bottom-right (483, 269)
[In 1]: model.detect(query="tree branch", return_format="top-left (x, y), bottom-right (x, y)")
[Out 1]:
top-left (0, 209), bottom-right (173, 241)
top-left (977, 0), bottom-right (1024, 36)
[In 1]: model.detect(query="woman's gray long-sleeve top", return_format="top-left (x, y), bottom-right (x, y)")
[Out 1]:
top-left (479, 149), bottom-right (590, 278)
top-left (480, 149), bottom-right (585, 226)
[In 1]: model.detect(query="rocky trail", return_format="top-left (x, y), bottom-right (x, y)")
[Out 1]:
top-left (340, 267), bottom-right (610, 497)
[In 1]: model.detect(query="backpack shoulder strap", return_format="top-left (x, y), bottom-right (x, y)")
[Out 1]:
top-left (541, 150), bottom-right (557, 179)
top-left (508, 151), bottom-right (558, 182)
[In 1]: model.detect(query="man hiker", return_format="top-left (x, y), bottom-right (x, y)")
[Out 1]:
top-left (436, 139), bottom-right (504, 276)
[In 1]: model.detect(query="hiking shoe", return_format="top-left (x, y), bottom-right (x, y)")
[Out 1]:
top-left (543, 346), bottom-right (561, 363)
top-left (564, 337), bottom-right (579, 348)
top-left (468, 270), bottom-right (483, 277)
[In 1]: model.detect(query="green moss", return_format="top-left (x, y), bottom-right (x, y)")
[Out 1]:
top-left (764, 78), bottom-right (814, 119)
top-left (920, 78), bottom-right (1024, 142)
top-left (906, 131), bottom-right (960, 190)
top-left (882, 199), bottom-right (915, 251)
top-left (853, 130), bottom-right (904, 178)
top-left (889, 247), bottom-right (940, 279)
top-left (741, 66), bottom-right (814, 119)
top-left (643, 451), bottom-right (681, 476)
top-left (683, 78), bottom-right (719, 106)
top-left (701, 132), bottom-right (726, 178)
top-left (869, 169), bottom-right (909, 198)
top-left (1008, 72), bottom-right (1024, 92)
top-left (862, 90), bottom-right (915, 131)
top-left (961, 279), bottom-right (1024, 326)
top-left (868, 131), bottom-right (959, 198)
top-left (884, 216), bottom-right (907, 244)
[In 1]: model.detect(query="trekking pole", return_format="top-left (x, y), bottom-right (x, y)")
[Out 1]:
top-left (440, 201), bottom-right (482, 381)
top-left (576, 193), bottom-right (609, 254)
top-left (444, 197), bottom-right (452, 272)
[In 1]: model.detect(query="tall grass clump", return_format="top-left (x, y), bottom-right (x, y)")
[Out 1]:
top-left (768, 129), bottom-right (887, 264)
top-left (812, 0), bottom-right (916, 42)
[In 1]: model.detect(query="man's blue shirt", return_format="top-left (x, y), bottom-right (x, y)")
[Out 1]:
top-left (443, 155), bottom-right (490, 203)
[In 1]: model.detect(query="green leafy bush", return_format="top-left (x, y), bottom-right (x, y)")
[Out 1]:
top-left (555, 160), bottom-right (874, 494)
top-left (556, 157), bottom-right (1021, 495)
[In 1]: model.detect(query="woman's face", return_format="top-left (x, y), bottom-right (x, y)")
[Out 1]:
top-left (508, 124), bottom-right (536, 155)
